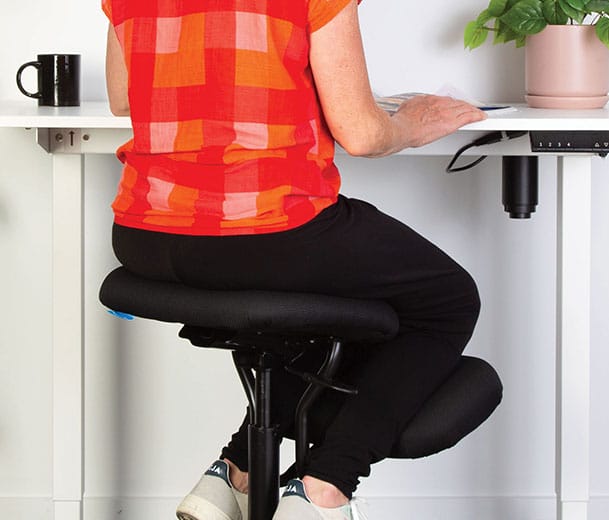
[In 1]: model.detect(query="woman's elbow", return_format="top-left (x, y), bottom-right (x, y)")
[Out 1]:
top-left (339, 137), bottom-right (377, 157)
top-left (109, 102), bottom-right (130, 117)
top-left (329, 113), bottom-right (395, 158)
top-left (336, 129), bottom-right (391, 158)
top-left (107, 86), bottom-right (130, 116)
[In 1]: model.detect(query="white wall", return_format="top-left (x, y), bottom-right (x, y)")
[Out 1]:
top-left (1, 1), bottom-right (608, 519)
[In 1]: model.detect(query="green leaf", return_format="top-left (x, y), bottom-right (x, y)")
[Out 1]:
top-left (563, 0), bottom-right (588, 11)
top-left (488, 0), bottom-right (510, 16)
top-left (558, 0), bottom-right (586, 21)
top-left (516, 35), bottom-right (528, 46)
top-left (501, 0), bottom-right (547, 34)
top-left (587, 0), bottom-right (609, 14)
top-left (596, 16), bottom-right (609, 47)
top-left (494, 18), bottom-right (521, 43)
top-left (476, 8), bottom-right (494, 25)
top-left (464, 20), bottom-right (490, 49)
top-left (542, 0), bottom-right (570, 23)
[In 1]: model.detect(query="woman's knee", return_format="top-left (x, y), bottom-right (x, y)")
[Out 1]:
top-left (459, 267), bottom-right (481, 319)
top-left (447, 266), bottom-right (481, 343)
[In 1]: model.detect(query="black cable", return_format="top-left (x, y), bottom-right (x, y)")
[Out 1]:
top-left (446, 131), bottom-right (528, 173)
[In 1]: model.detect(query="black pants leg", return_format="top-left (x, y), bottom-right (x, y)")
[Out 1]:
top-left (112, 195), bottom-right (481, 499)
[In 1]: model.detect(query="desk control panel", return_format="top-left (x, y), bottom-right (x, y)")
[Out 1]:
top-left (530, 131), bottom-right (609, 156)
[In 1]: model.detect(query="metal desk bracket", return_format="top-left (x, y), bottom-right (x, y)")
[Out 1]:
top-left (37, 128), bottom-right (85, 153)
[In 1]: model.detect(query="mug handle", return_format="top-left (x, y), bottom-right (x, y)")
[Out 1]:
top-left (16, 61), bottom-right (42, 99)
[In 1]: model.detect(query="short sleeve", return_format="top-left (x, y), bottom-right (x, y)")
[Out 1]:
top-left (308, 0), bottom-right (360, 33)
top-left (101, 0), bottom-right (113, 23)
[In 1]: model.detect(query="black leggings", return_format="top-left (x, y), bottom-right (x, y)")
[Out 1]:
top-left (112, 195), bottom-right (481, 498)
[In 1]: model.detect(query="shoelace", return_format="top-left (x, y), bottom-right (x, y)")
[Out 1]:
top-left (349, 497), bottom-right (369, 520)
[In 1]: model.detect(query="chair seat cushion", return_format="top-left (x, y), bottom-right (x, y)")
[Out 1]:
top-left (100, 267), bottom-right (399, 343)
top-left (391, 356), bottom-right (502, 458)
top-left (303, 356), bottom-right (503, 459)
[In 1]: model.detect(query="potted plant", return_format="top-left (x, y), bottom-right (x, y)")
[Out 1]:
top-left (464, 0), bottom-right (609, 108)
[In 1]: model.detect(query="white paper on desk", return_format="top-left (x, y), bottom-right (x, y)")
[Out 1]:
top-left (435, 83), bottom-right (517, 115)
top-left (374, 83), bottom-right (517, 116)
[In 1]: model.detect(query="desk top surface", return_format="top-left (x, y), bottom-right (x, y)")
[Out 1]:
top-left (1, 100), bottom-right (609, 131)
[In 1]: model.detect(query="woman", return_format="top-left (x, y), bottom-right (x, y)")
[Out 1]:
top-left (103, 1), bottom-right (486, 519)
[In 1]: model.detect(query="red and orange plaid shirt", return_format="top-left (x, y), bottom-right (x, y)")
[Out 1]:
top-left (102, 0), bottom-right (353, 235)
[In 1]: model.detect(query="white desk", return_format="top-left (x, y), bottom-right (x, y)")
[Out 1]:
top-left (1, 100), bottom-right (606, 520)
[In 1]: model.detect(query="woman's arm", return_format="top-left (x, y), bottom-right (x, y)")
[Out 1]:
top-left (309, 0), bottom-right (486, 157)
top-left (105, 23), bottom-right (130, 116)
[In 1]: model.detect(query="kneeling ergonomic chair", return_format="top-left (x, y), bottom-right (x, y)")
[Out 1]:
top-left (100, 266), bottom-right (503, 520)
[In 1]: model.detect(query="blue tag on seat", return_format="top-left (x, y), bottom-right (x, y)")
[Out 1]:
top-left (107, 309), bottom-right (135, 321)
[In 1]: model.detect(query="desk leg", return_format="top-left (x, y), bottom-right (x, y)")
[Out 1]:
top-left (556, 156), bottom-right (591, 520)
top-left (52, 154), bottom-right (84, 520)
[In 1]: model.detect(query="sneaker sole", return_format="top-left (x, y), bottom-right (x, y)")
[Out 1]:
top-left (176, 493), bottom-right (238, 520)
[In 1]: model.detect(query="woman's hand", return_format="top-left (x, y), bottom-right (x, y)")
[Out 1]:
top-left (392, 95), bottom-right (487, 149)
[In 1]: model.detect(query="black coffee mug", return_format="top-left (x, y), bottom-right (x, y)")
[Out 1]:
top-left (16, 54), bottom-right (81, 107)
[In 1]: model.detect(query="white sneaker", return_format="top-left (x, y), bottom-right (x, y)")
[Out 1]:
top-left (176, 460), bottom-right (248, 520)
top-left (272, 479), bottom-right (367, 520)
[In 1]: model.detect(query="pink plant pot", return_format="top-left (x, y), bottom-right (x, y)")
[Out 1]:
top-left (525, 25), bottom-right (609, 109)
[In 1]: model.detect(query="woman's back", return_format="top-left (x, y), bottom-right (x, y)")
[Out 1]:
top-left (102, 0), bottom-right (351, 235)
